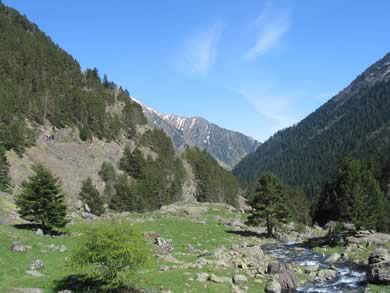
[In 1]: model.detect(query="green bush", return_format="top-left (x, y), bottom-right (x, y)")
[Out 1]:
top-left (69, 221), bottom-right (151, 290)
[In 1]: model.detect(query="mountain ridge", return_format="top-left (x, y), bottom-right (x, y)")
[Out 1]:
top-left (133, 97), bottom-right (261, 169)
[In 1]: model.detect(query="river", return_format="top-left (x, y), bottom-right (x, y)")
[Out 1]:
top-left (262, 242), bottom-right (367, 292)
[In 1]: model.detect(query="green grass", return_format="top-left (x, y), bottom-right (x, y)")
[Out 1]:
top-left (0, 204), bottom-right (268, 292)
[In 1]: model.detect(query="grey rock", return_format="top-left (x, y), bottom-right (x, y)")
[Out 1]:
top-left (316, 269), bottom-right (337, 281)
top-left (233, 274), bottom-right (248, 284)
top-left (25, 270), bottom-right (45, 277)
top-left (324, 253), bottom-right (340, 264)
top-left (267, 262), bottom-right (288, 274)
top-left (196, 272), bottom-right (209, 282)
top-left (367, 249), bottom-right (390, 285)
top-left (276, 270), bottom-right (298, 290)
top-left (10, 242), bottom-right (29, 252)
top-left (29, 260), bottom-right (44, 270)
top-left (35, 229), bottom-right (44, 236)
top-left (209, 273), bottom-right (233, 284)
top-left (303, 264), bottom-right (320, 274)
top-left (160, 265), bottom-right (170, 271)
top-left (265, 279), bottom-right (282, 293)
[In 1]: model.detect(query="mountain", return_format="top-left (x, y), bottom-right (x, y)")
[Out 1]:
top-left (234, 53), bottom-right (390, 197)
top-left (134, 98), bottom-right (260, 169)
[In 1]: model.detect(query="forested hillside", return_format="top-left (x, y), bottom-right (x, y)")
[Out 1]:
top-left (234, 53), bottom-right (390, 199)
top-left (0, 4), bottom-right (189, 209)
top-left (0, 3), bottom-right (145, 154)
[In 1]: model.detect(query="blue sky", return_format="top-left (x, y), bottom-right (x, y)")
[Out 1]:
top-left (4, 0), bottom-right (390, 142)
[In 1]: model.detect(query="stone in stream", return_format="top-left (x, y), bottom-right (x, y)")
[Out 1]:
top-left (276, 269), bottom-right (298, 290)
top-left (367, 249), bottom-right (390, 285)
top-left (324, 253), bottom-right (341, 264)
top-left (303, 264), bottom-right (320, 274)
top-left (267, 262), bottom-right (288, 274)
top-left (315, 269), bottom-right (337, 281)
top-left (265, 279), bottom-right (282, 293)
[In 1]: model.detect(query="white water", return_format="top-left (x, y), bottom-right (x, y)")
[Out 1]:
top-left (262, 243), bottom-right (367, 293)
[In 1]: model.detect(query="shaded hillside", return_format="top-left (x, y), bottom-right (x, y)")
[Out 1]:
top-left (234, 53), bottom-right (390, 198)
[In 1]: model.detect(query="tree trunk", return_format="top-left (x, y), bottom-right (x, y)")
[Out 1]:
top-left (266, 215), bottom-right (273, 237)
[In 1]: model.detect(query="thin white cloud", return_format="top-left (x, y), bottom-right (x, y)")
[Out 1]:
top-left (177, 22), bottom-right (223, 76)
top-left (244, 3), bottom-right (291, 61)
top-left (239, 87), bottom-right (302, 139)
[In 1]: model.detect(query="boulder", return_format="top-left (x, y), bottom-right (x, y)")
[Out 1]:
top-left (276, 270), bottom-right (298, 290)
top-left (316, 269), bottom-right (337, 281)
top-left (209, 274), bottom-right (233, 284)
top-left (267, 262), bottom-right (288, 274)
top-left (10, 242), bottom-right (29, 252)
top-left (196, 272), bottom-right (209, 282)
top-left (233, 274), bottom-right (248, 284)
top-left (25, 270), bottom-right (45, 277)
top-left (156, 237), bottom-right (173, 253)
top-left (265, 279), bottom-right (282, 293)
top-left (29, 260), bottom-right (44, 270)
top-left (303, 264), bottom-right (320, 274)
top-left (367, 249), bottom-right (390, 285)
top-left (324, 253), bottom-right (340, 264)
top-left (35, 229), bottom-right (44, 236)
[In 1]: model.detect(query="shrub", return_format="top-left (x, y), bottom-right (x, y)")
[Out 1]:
top-left (69, 221), bottom-right (150, 290)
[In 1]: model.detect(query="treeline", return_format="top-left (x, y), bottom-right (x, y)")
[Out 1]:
top-left (0, 3), bottom-right (146, 154)
top-left (184, 147), bottom-right (239, 207)
top-left (314, 155), bottom-right (390, 232)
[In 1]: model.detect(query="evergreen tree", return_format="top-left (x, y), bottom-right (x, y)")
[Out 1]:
top-left (314, 156), bottom-right (386, 230)
top-left (15, 164), bottom-right (68, 230)
top-left (110, 174), bottom-right (133, 212)
top-left (79, 177), bottom-right (105, 216)
top-left (119, 147), bottom-right (145, 179)
top-left (0, 147), bottom-right (10, 191)
top-left (247, 172), bottom-right (289, 237)
top-left (99, 161), bottom-right (117, 199)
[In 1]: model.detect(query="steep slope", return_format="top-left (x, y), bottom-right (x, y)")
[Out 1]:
top-left (135, 98), bottom-right (260, 169)
top-left (234, 53), bottom-right (390, 197)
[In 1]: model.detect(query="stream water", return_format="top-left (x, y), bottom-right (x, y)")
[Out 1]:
top-left (262, 242), bottom-right (367, 293)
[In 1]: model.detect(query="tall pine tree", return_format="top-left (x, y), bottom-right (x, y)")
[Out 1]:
top-left (16, 164), bottom-right (68, 230)
top-left (247, 172), bottom-right (289, 237)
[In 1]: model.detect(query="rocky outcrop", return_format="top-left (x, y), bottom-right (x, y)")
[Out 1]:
top-left (367, 249), bottom-right (390, 285)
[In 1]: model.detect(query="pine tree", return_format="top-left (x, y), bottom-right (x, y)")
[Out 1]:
top-left (15, 164), bottom-right (68, 230)
top-left (0, 147), bottom-right (10, 191)
top-left (110, 174), bottom-right (133, 212)
top-left (247, 172), bottom-right (289, 237)
top-left (79, 177), bottom-right (105, 216)
top-left (119, 147), bottom-right (145, 179)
